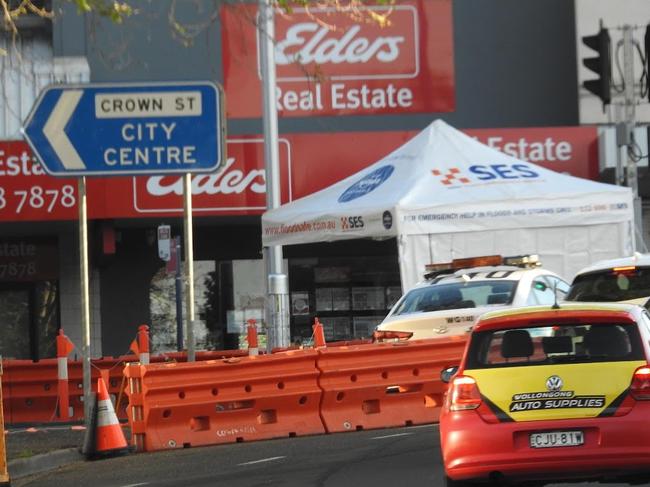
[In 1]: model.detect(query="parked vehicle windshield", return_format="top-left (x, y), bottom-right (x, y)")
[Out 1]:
top-left (391, 281), bottom-right (517, 315)
top-left (567, 267), bottom-right (650, 302)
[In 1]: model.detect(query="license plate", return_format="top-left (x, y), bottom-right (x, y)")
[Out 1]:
top-left (529, 430), bottom-right (584, 449)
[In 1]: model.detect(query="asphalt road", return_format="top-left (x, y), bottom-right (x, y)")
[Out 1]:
top-left (12, 424), bottom-right (645, 487)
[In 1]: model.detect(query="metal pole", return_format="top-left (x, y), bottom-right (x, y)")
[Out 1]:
top-left (622, 25), bottom-right (644, 249)
top-left (78, 176), bottom-right (92, 425)
top-left (183, 173), bottom-right (196, 361)
top-left (259, 0), bottom-right (290, 350)
top-left (175, 236), bottom-right (184, 352)
top-left (614, 103), bottom-right (625, 186)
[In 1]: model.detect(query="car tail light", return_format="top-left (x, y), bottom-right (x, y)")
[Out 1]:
top-left (372, 330), bottom-right (413, 342)
top-left (448, 375), bottom-right (482, 411)
top-left (631, 366), bottom-right (650, 400)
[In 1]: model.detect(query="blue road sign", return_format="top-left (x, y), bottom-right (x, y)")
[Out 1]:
top-left (22, 82), bottom-right (225, 177)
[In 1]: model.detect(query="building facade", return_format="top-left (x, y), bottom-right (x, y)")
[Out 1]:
top-left (0, 0), bottom-right (647, 359)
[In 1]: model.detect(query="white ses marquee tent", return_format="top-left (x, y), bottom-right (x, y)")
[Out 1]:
top-left (262, 120), bottom-right (634, 291)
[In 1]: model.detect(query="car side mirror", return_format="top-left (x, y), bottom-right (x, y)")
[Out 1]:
top-left (440, 365), bottom-right (459, 383)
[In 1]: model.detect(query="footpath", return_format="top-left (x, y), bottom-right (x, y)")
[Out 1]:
top-left (5, 423), bottom-right (130, 480)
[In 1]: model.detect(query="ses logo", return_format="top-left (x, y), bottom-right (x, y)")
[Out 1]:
top-left (341, 216), bottom-right (365, 230)
top-left (432, 164), bottom-right (540, 186)
top-left (338, 165), bottom-right (394, 202)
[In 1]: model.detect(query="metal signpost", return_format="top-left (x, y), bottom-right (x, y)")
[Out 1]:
top-left (22, 81), bottom-right (225, 428)
top-left (259, 0), bottom-right (290, 350)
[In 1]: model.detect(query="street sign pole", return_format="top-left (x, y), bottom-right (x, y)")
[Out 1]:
top-left (183, 174), bottom-right (195, 362)
top-left (175, 237), bottom-right (184, 352)
top-left (78, 176), bottom-right (92, 426)
top-left (21, 81), bottom-right (226, 403)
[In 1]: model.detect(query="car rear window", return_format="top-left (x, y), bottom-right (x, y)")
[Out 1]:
top-left (567, 267), bottom-right (650, 302)
top-left (391, 281), bottom-right (517, 315)
top-left (465, 323), bottom-right (644, 369)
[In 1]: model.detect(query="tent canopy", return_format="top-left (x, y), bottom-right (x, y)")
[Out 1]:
top-left (262, 120), bottom-right (634, 289)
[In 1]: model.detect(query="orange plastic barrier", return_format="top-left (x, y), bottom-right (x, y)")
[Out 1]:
top-left (1, 349), bottom-right (250, 425)
top-left (124, 349), bottom-right (325, 452)
top-left (2, 359), bottom-right (61, 424)
top-left (316, 337), bottom-right (468, 433)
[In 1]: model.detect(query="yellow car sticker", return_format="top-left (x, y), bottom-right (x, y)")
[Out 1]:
top-left (469, 361), bottom-right (645, 422)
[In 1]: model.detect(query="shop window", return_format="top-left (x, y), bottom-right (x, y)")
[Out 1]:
top-left (0, 287), bottom-right (31, 358)
top-left (35, 280), bottom-right (58, 358)
top-left (289, 255), bottom-right (400, 343)
top-left (148, 260), bottom-right (215, 352)
top-left (0, 239), bottom-right (59, 360)
top-left (0, 281), bottom-right (58, 360)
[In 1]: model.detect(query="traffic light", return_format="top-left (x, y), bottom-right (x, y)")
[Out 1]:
top-left (582, 26), bottom-right (611, 105)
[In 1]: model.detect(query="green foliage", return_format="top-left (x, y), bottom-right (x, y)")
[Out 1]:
top-left (70, 0), bottom-right (133, 23)
top-left (276, 0), bottom-right (395, 9)
top-left (275, 0), bottom-right (396, 28)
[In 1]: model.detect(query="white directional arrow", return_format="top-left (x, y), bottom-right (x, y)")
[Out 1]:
top-left (43, 90), bottom-right (86, 170)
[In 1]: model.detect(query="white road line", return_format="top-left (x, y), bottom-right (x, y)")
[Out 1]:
top-left (238, 456), bottom-right (286, 466)
top-left (370, 432), bottom-right (413, 440)
top-left (406, 424), bottom-right (435, 430)
top-left (119, 483), bottom-right (149, 487)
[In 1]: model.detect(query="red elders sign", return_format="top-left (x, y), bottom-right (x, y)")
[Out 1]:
top-left (0, 126), bottom-right (598, 222)
top-left (220, 0), bottom-right (455, 117)
top-left (129, 138), bottom-right (291, 215)
top-left (466, 127), bottom-right (599, 180)
top-left (0, 141), bottom-right (78, 220)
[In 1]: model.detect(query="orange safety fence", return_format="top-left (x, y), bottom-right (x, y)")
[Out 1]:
top-left (315, 337), bottom-right (468, 433)
top-left (124, 349), bottom-right (325, 452)
top-left (121, 336), bottom-right (469, 452)
top-left (1, 350), bottom-right (249, 425)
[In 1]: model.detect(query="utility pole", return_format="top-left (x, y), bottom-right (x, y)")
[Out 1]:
top-left (259, 0), bottom-right (290, 350)
top-left (620, 25), bottom-right (644, 249)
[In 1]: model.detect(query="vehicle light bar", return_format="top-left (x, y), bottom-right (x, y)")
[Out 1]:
top-left (424, 254), bottom-right (541, 278)
top-left (503, 254), bottom-right (541, 267)
top-left (453, 255), bottom-right (503, 268)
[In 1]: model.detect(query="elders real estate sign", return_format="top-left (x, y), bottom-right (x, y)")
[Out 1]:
top-left (220, 0), bottom-right (455, 118)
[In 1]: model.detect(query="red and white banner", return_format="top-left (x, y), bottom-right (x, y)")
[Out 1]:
top-left (0, 126), bottom-right (598, 222)
top-left (220, 0), bottom-right (455, 118)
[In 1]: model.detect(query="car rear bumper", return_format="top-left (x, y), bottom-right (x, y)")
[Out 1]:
top-left (441, 405), bottom-right (650, 482)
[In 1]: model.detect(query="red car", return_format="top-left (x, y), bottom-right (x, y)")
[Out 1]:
top-left (439, 302), bottom-right (650, 486)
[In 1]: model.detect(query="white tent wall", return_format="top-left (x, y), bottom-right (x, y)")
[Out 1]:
top-left (398, 221), bottom-right (634, 292)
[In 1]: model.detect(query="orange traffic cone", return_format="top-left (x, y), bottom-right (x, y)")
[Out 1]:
top-left (95, 377), bottom-right (129, 457)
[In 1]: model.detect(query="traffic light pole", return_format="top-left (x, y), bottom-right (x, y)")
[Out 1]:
top-left (621, 25), bottom-right (644, 250)
top-left (259, 0), bottom-right (290, 350)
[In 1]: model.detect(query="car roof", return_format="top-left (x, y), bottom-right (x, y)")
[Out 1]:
top-left (574, 252), bottom-right (650, 276)
top-left (473, 302), bottom-right (642, 332)
top-left (413, 265), bottom-right (553, 288)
